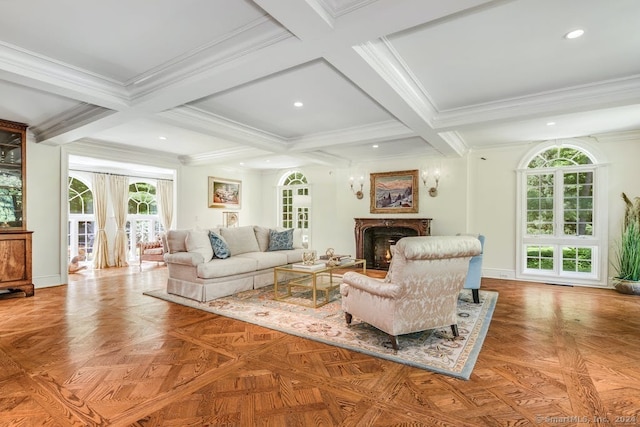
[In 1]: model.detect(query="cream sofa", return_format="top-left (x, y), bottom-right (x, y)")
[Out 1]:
top-left (164, 226), bottom-right (310, 302)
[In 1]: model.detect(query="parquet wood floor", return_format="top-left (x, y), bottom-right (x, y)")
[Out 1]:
top-left (1, 265), bottom-right (639, 426)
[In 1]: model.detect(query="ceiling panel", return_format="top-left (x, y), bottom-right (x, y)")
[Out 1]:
top-left (89, 118), bottom-right (238, 156)
top-left (0, 81), bottom-right (81, 126)
top-left (458, 104), bottom-right (640, 147)
top-left (0, 0), bottom-right (268, 82)
top-left (322, 137), bottom-right (437, 163)
top-left (190, 60), bottom-right (393, 139)
top-left (388, 0), bottom-right (640, 110)
top-left (0, 1), bottom-right (638, 170)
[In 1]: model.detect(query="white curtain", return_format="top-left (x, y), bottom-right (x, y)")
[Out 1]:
top-left (157, 179), bottom-right (174, 232)
top-left (91, 173), bottom-right (110, 269)
top-left (109, 174), bottom-right (129, 267)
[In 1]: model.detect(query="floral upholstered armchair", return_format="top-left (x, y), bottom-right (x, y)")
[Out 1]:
top-left (340, 236), bottom-right (481, 351)
top-left (138, 234), bottom-right (166, 271)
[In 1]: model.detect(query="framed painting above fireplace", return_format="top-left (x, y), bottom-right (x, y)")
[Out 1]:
top-left (369, 169), bottom-right (419, 214)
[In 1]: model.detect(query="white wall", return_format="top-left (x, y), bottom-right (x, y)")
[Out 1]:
top-left (27, 138), bottom-right (63, 287)
top-left (26, 132), bottom-right (640, 289)
top-left (175, 164), bottom-right (263, 229)
top-left (601, 137), bottom-right (640, 270)
top-left (258, 156), bottom-right (471, 259)
top-left (467, 145), bottom-right (523, 278)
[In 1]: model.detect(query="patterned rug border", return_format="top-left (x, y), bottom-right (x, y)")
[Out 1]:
top-left (144, 287), bottom-right (498, 380)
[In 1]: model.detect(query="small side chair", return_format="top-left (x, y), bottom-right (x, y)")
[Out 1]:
top-left (138, 234), bottom-right (166, 271)
top-left (462, 234), bottom-right (485, 303)
top-left (340, 236), bottom-right (481, 351)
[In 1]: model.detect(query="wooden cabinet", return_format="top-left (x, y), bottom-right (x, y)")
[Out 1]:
top-left (0, 230), bottom-right (33, 296)
top-left (0, 119), bottom-right (33, 298)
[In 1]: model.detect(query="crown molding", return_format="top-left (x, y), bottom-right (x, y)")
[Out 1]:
top-left (433, 74), bottom-right (640, 129)
top-left (315, 0), bottom-right (377, 18)
top-left (300, 0), bottom-right (335, 27)
top-left (128, 17), bottom-right (293, 101)
top-left (437, 131), bottom-right (469, 157)
top-left (30, 104), bottom-right (114, 142)
top-left (66, 138), bottom-right (181, 167)
top-left (591, 129), bottom-right (640, 144)
top-left (295, 150), bottom-right (351, 167)
top-left (290, 120), bottom-right (414, 150)
top-left (0, 42), bottom-right (129, 109)
top-left (159, 106), bottom-right (288, 152)
top-left (179, 145), bottom-right (266, 166)
top-left (353, 38), bottom-right (437, 124)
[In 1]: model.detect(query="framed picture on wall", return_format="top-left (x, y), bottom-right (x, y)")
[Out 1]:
top-left (208, 177), bottom-right (241, 209)
top-left (369, 169), bottom-right (419, 214)
top-left (223, 211), bottom-right (239, 227)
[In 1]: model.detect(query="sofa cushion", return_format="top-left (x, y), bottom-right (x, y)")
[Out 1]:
top-left (235, 251), bottom-right (289, 269)
top-left (185, 229), bottom-right (213, 261)
top-left (220, 226), bottom-right (260, 255)
top-left (166, 229), bottom-right (189, 253)
top-left (280, 248), bottom-right (309, 264)
top-left (208, 231), bottom-right (230, 259)
top-left (268, 228), bottom-right (294, 251)
top-left (197, 257), bottom-right (258, 279)
top-left (254, 226), bottom-right (271, 252)
top-left (276, 227), bottom-right (305, 249)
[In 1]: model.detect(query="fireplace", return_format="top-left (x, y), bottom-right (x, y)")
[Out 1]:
top-left (354, 218), bottom-right (432, 270)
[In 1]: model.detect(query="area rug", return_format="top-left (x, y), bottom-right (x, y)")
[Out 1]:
top-left (144, 286), bottom-right (498, 380)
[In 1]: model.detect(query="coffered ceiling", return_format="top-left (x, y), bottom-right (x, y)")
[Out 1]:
top-left (0, 0), bottom-right (639, 170)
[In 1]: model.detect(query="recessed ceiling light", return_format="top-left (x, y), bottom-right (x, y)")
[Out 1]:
top-left (159, 136), bottom-right (167, 140)
top-left (239, 162), bottom-right (244, 166)
top-left (372, 144), bottom-right (379, 148)
top-left (547, 121), bottom-right (556, 126)
top-left (564, 29), bottom-right (584, 39)
top-left (293, 101), bottom-right (303, 108)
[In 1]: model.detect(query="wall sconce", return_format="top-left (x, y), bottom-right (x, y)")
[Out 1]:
top-left (421, 168), bottom-right (440, 197)
top-left (349, 175), bottom-right (364, 199)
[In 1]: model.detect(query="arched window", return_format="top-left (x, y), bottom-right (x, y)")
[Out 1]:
top-left (127, 181), bottom-right (162, 258)
top-left (68, 176), bottom-right (94, 262)
top-left (128, 182), bottom-right (157, 215)
top-left (277, 171), bottom-right (311, 246)
top-left (516, 141), bottom-right (607, 287)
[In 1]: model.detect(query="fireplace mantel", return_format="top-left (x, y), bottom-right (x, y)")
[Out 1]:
top-left (354, 218), bottom-right (432, 264)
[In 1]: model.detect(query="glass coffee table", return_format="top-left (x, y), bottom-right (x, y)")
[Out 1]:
top-left (273, 259), bottom-right (366, 308)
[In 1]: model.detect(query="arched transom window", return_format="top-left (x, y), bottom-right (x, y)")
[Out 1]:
top-left (517, 142), bottom-right (607, 287)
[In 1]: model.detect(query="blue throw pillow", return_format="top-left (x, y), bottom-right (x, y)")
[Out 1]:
top-left (268, 228), bottom-right (294, 251)
top-left (209, 231), bottom-right (230, 259)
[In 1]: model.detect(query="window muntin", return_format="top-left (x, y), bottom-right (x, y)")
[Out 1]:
top-left (128, 181), bottom-right (161, 259)
top-left (279, 172), bottom-right (308, 229)
top-left (68, 177), bottom-right (93, 215)
top-left (563, 171), bottom-right (593, 236)
top-left (519, 144), bottom-right (602, 284)
top-left (526, 174), bottom-right (554, 235)
top-left (128, 182), bottom-right (157, 215)
top-left (277, 171), bottom-right (310, 247)
top-left (526, 245), bottom-right (554, 271)
top-left (68, 177), bottom-right (163, 263)
top-left (68, 176), bottom-right (94, 262)
top-left (527, 147), bottom-right (593, 168)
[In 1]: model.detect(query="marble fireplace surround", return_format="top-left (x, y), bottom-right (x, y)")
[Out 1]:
top-left (354, 218), bottom-right (432, 270)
